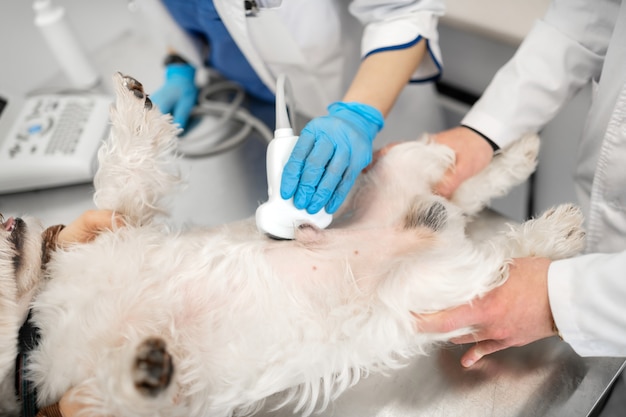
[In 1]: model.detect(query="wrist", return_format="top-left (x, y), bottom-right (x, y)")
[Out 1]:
top-left (163, 52), bottom-right (190, 66)
top-left (461, 124), bottom-right (501, 155)
top-left (327, 101), bottom-right (384, 140)
top-left (164, 62), bottom-right (196, 82)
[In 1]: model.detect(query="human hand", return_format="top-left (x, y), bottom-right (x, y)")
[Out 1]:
top-left (280, 102), bottom-right (384, 214)
top-left (413, 257), bottom-right (558, 367)
top-left (57, 386), bottom-right (88, 417)
top-left (57, 210), bottom-right (123, 248)
top-left (432, 126), bottom-right (495, 198)
top-left (150, 63), bottom-right (197, 130)
top-left (58, 392), bottom-right (82, 417)
top-left (34, 386), bottom-right (88, 417)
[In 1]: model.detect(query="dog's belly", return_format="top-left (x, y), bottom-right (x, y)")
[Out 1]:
top-left (28, 221), bottom-right (416, 407)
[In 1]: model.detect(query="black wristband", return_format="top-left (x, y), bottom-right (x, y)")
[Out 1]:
top-left (461, 124), bottom-right (501, 154)
top-left (163, 53), bottom-right (189, 66)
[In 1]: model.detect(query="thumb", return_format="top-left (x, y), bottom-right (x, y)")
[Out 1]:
top-left (280, 131), bottom-right (316, 199)
top-left (433, 169), bottom-right (460, 199)
top-left (461, 339), bottom-right (506, 368)
top-left (172, 94), bottom-right (196, 130)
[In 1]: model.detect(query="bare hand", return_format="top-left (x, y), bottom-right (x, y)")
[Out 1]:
top-left (57, 386), bottom-right (89, 417)
top-left (57, 210), bottom-right (123, 247)
top-left (413, 257), bottom-right (558, 367)
top-left (432, 126), bottom-right (494, 198)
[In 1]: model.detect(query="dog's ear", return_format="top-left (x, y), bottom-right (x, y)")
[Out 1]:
top-left (41, 224), bottom-right (66, 267)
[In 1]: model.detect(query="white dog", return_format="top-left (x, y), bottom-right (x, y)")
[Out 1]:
top-left (0, 73), bottom-right (585, 417)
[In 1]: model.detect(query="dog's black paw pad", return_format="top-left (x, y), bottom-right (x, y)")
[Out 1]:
top-left (133, 337), bottom-right (174, 397)
top-left (119, 73), bottom-right (153, 110)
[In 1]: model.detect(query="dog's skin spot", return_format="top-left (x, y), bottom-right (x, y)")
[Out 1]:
top-left (404, 201), bottom-right (447, 231)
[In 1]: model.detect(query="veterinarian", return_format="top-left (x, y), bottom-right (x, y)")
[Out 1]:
top-left (415, 0), bottom-right (626, 415)
top-left (145, 0), bottom-right (445, 216)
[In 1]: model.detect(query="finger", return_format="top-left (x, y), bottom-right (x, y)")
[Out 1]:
top-left (58, 211), bottom-right (123, 247)
top-left (412, 307), bottom-right (474, 334)
top-left (82, 210), bottom-right (123, 231)
top-left (325, 167), bottom-right (358, 214)
top-left (293, 136), bottom-right (335, 209)
top-left (433, 168), bottom-right (458, 199)
top-left (449, 334), bottom-right (480, 345)
top-left (461, 339), bottom-right (507, 368)
top-left (307, 150), bottom-right (350, 214)
top-left (281, 133), bottom-right (316, 199)
top-left (173, 94), bottom-right (196, 130)
top-left (149, 90), bottom-right (174, 115)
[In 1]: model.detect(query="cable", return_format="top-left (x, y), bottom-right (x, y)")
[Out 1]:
top-left (274, 73), bottom-right (297, 132)
top-left (176, 72), bottom-right (275, 157)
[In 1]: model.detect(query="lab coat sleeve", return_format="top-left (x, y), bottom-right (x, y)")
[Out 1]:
top-left (461, 0), bottom-right (617, 148)
top-left (348, 0), bottom-right (445, 82)
top-left (548, 251), bottom-right (626, 357)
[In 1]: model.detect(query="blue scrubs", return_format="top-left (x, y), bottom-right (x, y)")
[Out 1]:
top-left (161, 0), bottom-right (275, 103)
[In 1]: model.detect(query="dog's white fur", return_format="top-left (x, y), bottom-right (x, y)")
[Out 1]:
top-left (0, 73), bottom-right (585, 417)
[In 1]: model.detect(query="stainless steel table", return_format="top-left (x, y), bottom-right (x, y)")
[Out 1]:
top-left (260, 341), bottom-right (624, 417)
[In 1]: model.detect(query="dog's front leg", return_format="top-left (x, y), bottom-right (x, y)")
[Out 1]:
top-left (76, 337), bottom-right (179, 417)
top-left (93, 73), bottom-right (181, 226)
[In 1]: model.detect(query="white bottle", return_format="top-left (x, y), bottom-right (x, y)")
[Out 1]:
top-left (32, 0), bottom-right (100, 89)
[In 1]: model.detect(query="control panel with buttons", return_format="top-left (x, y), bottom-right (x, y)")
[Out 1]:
top-left (0, 93), bottom-right (112, 193)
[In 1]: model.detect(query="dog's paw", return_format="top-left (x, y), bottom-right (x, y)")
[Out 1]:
top-left (515, 204), bottom-right (586, 259)
top-left (132, 337), bottom-right (174, 397)
top-left (118, 73), bottom-right (153, 110)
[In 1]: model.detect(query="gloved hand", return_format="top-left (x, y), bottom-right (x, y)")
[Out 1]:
top-left (150, 63), bottom-right (198, 130)
top-left (280, 101), bottom-right (384, 214)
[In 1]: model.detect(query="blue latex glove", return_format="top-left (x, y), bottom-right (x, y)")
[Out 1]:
top-left (280, 101), bottom-right (384, 214)
top-left (150, 63), bottom-right (198, 130)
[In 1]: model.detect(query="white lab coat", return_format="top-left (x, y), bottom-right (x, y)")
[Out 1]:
top-left (149, 0), bottom-right (445, 118)
top-left (462, 0), bottom-right (626, 357)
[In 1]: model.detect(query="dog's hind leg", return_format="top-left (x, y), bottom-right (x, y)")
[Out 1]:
top-left (500, 203), bottom-right (585, 260)
top-left (451, 133), bottom-right (540, 217)
top-left (93, 73), bottom-right (181, 226)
